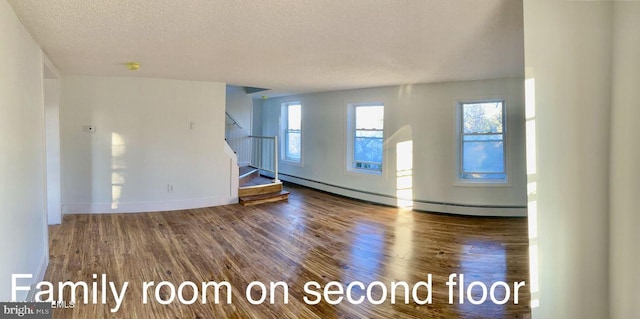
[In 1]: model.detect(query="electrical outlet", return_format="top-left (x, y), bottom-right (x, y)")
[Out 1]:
top-left (167, 184), bottom-right (174, 193)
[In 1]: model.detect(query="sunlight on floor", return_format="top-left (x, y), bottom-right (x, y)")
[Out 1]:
top-left (387, 209), bottom-right (414, 281)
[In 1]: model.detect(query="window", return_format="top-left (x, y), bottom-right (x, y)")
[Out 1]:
top-left (459, 100), bottom-right (506, 181)
top-left (350, 104), bottom-right (384, 172)
top-left (283, 102), bottom-right (302, 162)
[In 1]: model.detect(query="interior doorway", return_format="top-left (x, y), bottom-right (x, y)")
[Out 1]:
top-left (43, 57), bottom-right (61, 225)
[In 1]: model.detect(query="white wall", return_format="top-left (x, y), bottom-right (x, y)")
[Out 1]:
top-left (60, 76), bottom-right (236, 213)
top-left (609, 3), bottom-right (640, 319)
top-left (257, 78), bottom-right (527, 216)
top-left (253, 97), bottom-right (264, 139)
top-left (523, 1), bottom-right (612, 318)
top-left (0, 0), bottom-right (49, 301)
top-left (225, 85), bottom-right (253, 166)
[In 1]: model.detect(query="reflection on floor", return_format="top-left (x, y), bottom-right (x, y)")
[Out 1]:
top-left (45, 183), bottom-right (530, 318)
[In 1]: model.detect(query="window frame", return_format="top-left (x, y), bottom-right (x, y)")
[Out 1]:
top-left (281, 101), bottom-right (302, 165)
top-left (457, 99), bottom-right (508, 184)
top-left (346, 102), bottom-right (385, 175)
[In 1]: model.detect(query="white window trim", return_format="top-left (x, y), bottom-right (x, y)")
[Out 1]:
top-left (346, 102), bottom-right (385, 176)
top-left (280, 101), bottom-right (303, 166)
top-left (454, 98), bottom-right (510, 187)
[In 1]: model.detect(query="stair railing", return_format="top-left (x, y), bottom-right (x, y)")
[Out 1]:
top-left (248, 135), bottom-right (280, 183)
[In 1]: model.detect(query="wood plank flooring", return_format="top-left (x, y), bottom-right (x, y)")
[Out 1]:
top-left (45, 184), bottom-right (530, 318)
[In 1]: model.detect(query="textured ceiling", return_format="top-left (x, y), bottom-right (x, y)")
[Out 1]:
top-left (8, 0), bottom-right (524, 96)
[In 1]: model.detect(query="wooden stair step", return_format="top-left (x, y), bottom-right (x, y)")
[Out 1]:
top-left (239, 190), bottom-right (290, 206)
top-left (239, 165), bottom-right (255, 176)
top-left (239, 181), bottom-right (283, 197)
top-left (242, 176), bottom-right (275, 187)
top-left (239, 167), bottom-right (260, 186)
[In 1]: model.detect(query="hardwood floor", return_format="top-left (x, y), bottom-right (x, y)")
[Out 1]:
top-left (45, 184), bottom-right (530, 318)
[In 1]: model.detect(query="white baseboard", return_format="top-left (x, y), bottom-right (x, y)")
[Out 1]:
top-left (411, 201), bottom-right (526, 217)
top-left (62, 195), bottom-right (238, 214)
top-left (269, 172), bottom-right (527, 217)
top-left (25, 252), bottom-right (48, 301)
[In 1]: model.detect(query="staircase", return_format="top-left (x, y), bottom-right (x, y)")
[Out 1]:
top-left (238, 166), bottom-right (289, 206)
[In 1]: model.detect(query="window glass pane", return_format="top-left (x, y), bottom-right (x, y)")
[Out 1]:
top-left (288, 104), bottom-right (301, 130)
top-left (463, 141), bottom-right (504, 173)
top-left (463, 102), bottom-right (503, 134)
top-left (463, 134), bottom-right (503, 142)
top-left (462, 173), bottom-right (507, 180)
top-left (352, 104), bottom-right (383, 171)
top-left (286, 131), bottom-right (301, 160)
top-left (354, 137), bottom-right (383, 164)
top-left (355, 162), bottom-right (382, 171)
top-left (355, 105), bottom-right (384, 130)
